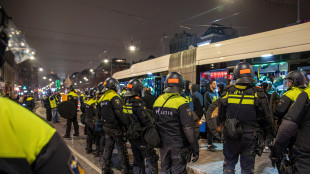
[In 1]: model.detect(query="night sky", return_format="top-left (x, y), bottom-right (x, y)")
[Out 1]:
top-left (1, 0), bottom-right (310, 79)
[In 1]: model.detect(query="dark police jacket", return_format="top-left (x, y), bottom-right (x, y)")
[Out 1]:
top-left (25, 97), bottom-right (35, 111)
top-left (0, 97), bottom-right (84, 174)
top-left (274, 87), bottom-right (304, 127)
top-left (67, 91), bottom-right (79, 108)
top-left (153, 93), bottom-right (199, 154)
top-left (274, 87), bottom-right (310, 171)
top-left (98, 90), bottom-right (128, 132)
top-left (123, 96), bottom-right (153, 128)
top-left (85, 98), bottom-right (97, 123)
top-left (218, 85), bottom-right (273, 134)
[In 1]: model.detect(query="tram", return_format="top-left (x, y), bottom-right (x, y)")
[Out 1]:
top-left (113, 22), bottom-right (310, 133)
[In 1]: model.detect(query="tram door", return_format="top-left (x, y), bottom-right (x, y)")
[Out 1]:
top-left (154, 76), bottom-right (165, 97)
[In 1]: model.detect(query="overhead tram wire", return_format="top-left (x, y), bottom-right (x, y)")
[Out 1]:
top-left (17, 25), bottom-right (121, 41)
top-left (171, 1), bottom-right (234, 25)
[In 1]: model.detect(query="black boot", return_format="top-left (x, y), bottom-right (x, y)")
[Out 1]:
top-left (94, 146), bottom-right (100, 157)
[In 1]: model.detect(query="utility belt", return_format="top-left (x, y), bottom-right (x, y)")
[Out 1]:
top-left (102, 124), bottom-right (123, 136)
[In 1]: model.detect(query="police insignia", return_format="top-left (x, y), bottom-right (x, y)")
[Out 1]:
top-left (70, 155), bottom-right (85, 174)
top-left (115, 99), bottom-right (120, 105)
top-left (186, 108), bottom-right (192, 117)
top-left (278, 99), bottom-right (284, 106)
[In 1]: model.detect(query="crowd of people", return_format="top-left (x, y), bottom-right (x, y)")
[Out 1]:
top-left (53, 61), bottom-right (308, 174)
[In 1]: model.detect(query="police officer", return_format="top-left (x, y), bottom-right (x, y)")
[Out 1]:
top-left (97, 78), bottom-right (130, 174)
top-left (270, 73), bottom-right (310, 173)
top-left (274, 70), bottom-right (306, 131)
top-left (0, 6), bottom-right (84, 173)
top-left (270, 86), bottom-right (310, 173)
top-left (85, 89), bottom-right (100, 156)
top-left (154, 72), bottom-right (199, 174)
top-left (63, 85), bottom-right (79, 138)
top-left (80, 89), bottom-right (88, 135)
top-left (218, 62), bottom-right (273, 174)
top-left (25, 94), bottom-right (35, 111)
top-left (123, 78), bottom-right (159, 174)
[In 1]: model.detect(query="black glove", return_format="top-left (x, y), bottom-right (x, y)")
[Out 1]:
top-left (269, 146), bottom-right (281, 168)
top-left (265, 133), bottom-right (274, 146)
top-left (192, 152), bottom-right (199, 163)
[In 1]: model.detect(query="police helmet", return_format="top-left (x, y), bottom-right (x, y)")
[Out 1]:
top-left (84, 89), bottom-right (90, 97)
top-left (0, 6), bottom-right (10, 67)
top-left (97, 82), bottom-right (104, 93)
top-left (103, 77), bottom-right (119, 92)
top-left (164, 72), bottom-right (184, 93)
top-left (233, 62), bottom-right (255, 84)
top-left (285, 70), bottom-right (306, 88)
top-left (123, 78), bottom-right (143, 97)
top-left (89, 88), bottom-right (97, 98)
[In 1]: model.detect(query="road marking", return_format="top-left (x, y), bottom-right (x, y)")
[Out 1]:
top-left (67, 145), bottom-right (101, 173)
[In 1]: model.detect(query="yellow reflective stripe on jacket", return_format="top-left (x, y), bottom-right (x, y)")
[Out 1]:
top-left (26, 97), bottom-right (34, 101)
top-left (283, 87), bottom-right (304, 102)
top-left (98, 90), bottom-right (119, 102)
top-left (68, 91), bottom-right (78, 97)
top-left (186, 96), bottom-right (192, 102)
top-left (228, 94), bottom-right (254, 98)
top-left (304, 87), bottom-right (310, 100)
top-left (0, 97), bottom-right (56, 164)
top-left (86, 98), bottom-right (97, 106)
top-left (123, 104), bottom-right (133, 114)
top-left (228, 98), bottom-right (255, 105)
top-left (153, 93), bottom-right (188, 109)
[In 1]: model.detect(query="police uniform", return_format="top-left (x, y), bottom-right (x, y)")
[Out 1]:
top-left (85, 97), bottom-right (100, 155)
top-left (217, 62), bottom-right (273, 174)
top-left (274, 87), bottom-right (304, 129)
top-left (123, 95), bottom-right (159, 174)
top-left (272, 87), bottom-right (310, 173)
top-left (98, 89), bottom-right (130, 173)
top-left (154, 92), bottom-right (199, 174)
top-left (64, 90), bottom-right (79, 137)
top-left (219, 84), bottom-right (273, 173)
top-left (0, 97), bottom-right (84, 174)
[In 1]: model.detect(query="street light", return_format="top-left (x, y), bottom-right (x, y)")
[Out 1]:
top-left (49, 78), bottom-right (52, 81)
top-left (39, 67), bottom-right (43, 71)
top-left (43, 76), bottom-right (46, 80)
top-left (90, 69), bottom-right (94, 72)
top-left (129, 45), bottom-right (136, 51)
top-left (104, 58), bottom-right (113, 75)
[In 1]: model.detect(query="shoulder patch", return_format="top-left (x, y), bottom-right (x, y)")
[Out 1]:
top-left (115, 98), bottom-right (120, 105)
top-left (278, 98), bottom-right (285, 106)
top-left (186, 108), bottom-right (192, 117)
